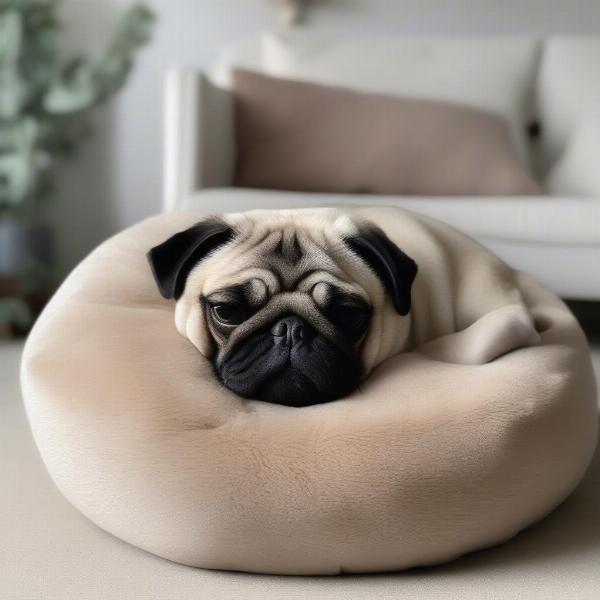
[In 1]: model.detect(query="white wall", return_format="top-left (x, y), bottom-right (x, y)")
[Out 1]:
top-left (53, 0), bottom-right (600, 275)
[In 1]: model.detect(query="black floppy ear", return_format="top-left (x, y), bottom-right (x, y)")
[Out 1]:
top-left (344, 224), bottom-right (418, 316)
top-left (147, 218), bottom-right (234, 300)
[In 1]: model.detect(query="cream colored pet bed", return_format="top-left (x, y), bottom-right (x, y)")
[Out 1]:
top-left (22, 208), bottom-right (597, 575)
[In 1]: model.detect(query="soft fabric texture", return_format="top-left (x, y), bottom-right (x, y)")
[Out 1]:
top-left (546, 102), bottom-right (600, 197)
top-left (21, 207), bottom-right (597, 575)
top-left (262, 32), bottom-right (540, 164)
top-left (5, 346), bottom-right (600, 600)
top-left (537, 37), bottom-right (600, 171)
top-left (233, 70), bottom-right (541, 197)
top-left (538, 37), bottom-right (600, 196)
top-left (182, 188), bottom-right (600, 247)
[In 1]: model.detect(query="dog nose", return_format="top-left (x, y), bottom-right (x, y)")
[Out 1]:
top-left (271, 316), bottom-right (306, 347)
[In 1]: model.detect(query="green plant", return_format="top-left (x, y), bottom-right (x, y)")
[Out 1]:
top-left (0, 0), bottom-right (154, 218)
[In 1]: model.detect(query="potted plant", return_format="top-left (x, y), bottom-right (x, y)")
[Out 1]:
top-left (0, 0), bottom-right (154, 334)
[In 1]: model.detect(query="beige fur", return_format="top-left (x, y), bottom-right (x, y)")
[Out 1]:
top-left (175, 207), bottom-right (539, 373)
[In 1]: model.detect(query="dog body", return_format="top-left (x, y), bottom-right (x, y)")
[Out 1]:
top-left (148, 207), bottom-right (539, 406)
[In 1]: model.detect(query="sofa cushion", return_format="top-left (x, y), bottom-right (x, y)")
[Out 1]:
top-left (183, 188), bottom-right (600, 246)
top-left (181, 189), bottom-right (600, 300)
top-left (537, 37), bottom-right (600, 164)
top-left (538, 37), bottom-right (600, 196)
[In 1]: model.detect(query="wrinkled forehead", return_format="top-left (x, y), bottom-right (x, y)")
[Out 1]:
top-left (197, 225), bottom-right (364, 299)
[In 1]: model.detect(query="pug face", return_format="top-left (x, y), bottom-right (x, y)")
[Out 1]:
top-left (147, 209), bottom-right (417, 407)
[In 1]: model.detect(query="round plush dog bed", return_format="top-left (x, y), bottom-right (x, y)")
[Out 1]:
top-left (22, 208), bottom-right (597, 575)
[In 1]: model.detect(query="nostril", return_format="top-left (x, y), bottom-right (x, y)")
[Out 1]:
top-left (271, 321), bottom-right (287, 337)
top-left (292, 323), bottom-right (304, 342)
top-left (271, 316), bottom-right (308, 345)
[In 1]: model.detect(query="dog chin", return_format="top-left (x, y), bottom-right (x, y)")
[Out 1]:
top-left (216, 331), bottom-right (361, 407)
top-left (258, 368), bottom-right (323, 407)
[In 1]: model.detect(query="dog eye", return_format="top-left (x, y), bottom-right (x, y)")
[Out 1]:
top-left (327, 301), bottom-right (371, 341)
top-left (335, 305), bottom-right (370, 330)
top-left (212, 303), bottom-right (245, 325)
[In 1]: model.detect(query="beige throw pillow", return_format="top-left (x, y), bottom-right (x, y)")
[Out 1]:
top-left (233, 69), bottom-right (542, 196)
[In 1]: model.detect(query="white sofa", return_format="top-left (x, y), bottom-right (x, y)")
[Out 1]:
top-left (163, 33), bottom-right (600, 300)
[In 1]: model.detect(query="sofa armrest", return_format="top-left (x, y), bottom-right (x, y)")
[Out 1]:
top-left (163, 68), bottom-right (235, 212)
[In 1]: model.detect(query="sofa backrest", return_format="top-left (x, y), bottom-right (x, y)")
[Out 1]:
top-left (163, 33), bottom-right (600, 209)
top-left (538, 37), bottom-right (600, 195)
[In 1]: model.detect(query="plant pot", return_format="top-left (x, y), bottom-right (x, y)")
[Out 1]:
top-left (0, 219), bottom-right (54, 282)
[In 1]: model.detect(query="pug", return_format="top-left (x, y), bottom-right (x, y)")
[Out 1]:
top-left (147, 207), bottom-right (539, 407)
